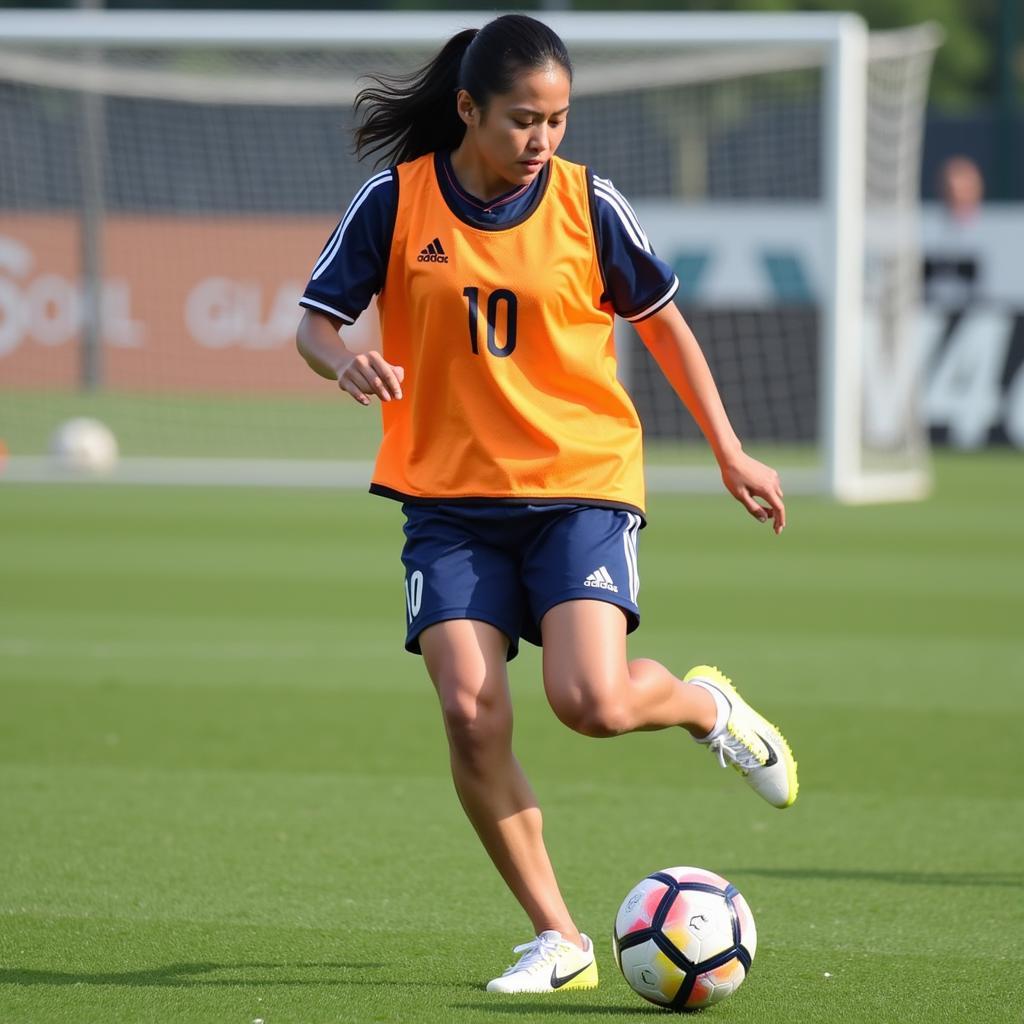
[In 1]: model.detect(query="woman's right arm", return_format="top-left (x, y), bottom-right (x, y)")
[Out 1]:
top-left (296, 309), bottom-right (403, 405)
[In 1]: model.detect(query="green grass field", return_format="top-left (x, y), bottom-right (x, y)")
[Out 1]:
top-left (2, 453), bottom-right (1022, 1023)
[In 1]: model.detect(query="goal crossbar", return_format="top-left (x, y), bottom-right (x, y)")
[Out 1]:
top-left (0, 10), bottom-right (869, 49)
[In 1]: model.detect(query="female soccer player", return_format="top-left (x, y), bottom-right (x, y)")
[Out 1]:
top-left (296, 14), bottom-right (797, 995)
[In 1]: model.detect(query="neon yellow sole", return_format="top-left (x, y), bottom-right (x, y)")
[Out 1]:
top-left (684, 664), bottom-right (799, 808)
top-left (560, 961), bottom-right (599, 991)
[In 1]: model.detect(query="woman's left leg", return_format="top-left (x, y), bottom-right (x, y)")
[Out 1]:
top-left (540, 599), bottom-right (799, 809)
top-left (539, 599), bottom-right (716, 738)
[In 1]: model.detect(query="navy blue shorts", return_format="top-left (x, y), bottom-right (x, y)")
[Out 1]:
top-left (400, 503), bottom-right (643, 660)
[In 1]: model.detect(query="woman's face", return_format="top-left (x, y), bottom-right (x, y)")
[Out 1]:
top-left (458, 64), bottom-right (571, 192)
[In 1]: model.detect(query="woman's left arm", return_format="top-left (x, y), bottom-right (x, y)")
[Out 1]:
top-left (632, 302), bottom-right (786, 534)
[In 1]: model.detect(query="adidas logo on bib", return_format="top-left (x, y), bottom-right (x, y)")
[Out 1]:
top-left (417, 237), bottom-right (449, 263)
top-left (584, 566), bottom-right (618, 593)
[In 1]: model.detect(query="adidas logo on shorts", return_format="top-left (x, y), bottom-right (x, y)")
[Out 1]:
top-left (583, 566), bottom-right (619, 593)
top-left (417, 237), bottom-right (449, 263)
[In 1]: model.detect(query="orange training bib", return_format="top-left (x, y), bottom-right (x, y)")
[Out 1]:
top-left (370, 153), bottom-right (646, 515)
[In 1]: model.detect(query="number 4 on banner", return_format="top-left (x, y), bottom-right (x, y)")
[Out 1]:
top-left (1004, 358), bottom-right (1024, 448)
top-left (924, 310), bottom-right (1013, 449)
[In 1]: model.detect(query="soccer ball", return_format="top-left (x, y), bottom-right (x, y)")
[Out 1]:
top-left (50, 417), bottom-right (119, 474)
top-left (613, 866), bottom-right (756, 1011)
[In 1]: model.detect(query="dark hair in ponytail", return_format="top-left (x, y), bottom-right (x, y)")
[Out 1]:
top-left (354, 15), bottom-right (573, 167)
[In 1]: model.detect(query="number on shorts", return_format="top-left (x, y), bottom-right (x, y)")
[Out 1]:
top-left (405, 570), bottom-right (424, 622)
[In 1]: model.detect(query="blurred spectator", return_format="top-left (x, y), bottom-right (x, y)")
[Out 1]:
top-left (938, 155), bottom-right (985, 223)
top-left (924, 155), bottom-right (985, 305)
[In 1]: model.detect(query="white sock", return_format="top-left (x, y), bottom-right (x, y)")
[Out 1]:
top-left (687, 679), bottom-right (731, 741)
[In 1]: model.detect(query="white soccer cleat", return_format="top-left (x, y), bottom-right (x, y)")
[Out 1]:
top-left (486, 930), bottom-right (598, 994)
top-left (685, 665), bottom-right (799, 809)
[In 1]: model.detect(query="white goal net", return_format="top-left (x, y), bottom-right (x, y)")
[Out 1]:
top-left (0, 11), bottom-right (939, 499)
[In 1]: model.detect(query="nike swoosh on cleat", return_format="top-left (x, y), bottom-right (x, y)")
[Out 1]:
top-left (755, 732), bottom-right (779, 767)
top-left (550, 962), bottom-right (592, 989)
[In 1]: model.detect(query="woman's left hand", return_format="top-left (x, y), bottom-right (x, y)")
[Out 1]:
top-left (719, 451), bottom-right (786, 535)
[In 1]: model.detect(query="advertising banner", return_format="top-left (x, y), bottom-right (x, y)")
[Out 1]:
top-left (0, 215), bottom-right (326, 394)
top-left (2, 206), bottom-right (1022, 447)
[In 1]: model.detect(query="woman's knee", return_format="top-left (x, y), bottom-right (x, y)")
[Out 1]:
top-left (421, 620), bottom-right (514, 768)
top-left (545, 672), bottom-right (634, 737)
top-left (435, 673), bottom-right (513, 763)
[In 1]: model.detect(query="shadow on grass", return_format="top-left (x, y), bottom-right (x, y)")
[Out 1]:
top-left (730, 867), bottom-right (1024, 889)
top-left (0, 962), bottom-right (480, 989)
top-left (451, 1003), bottom-right (657, 1017)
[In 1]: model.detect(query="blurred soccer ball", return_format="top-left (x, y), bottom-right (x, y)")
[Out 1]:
top-left (50, 417), bottom-right (119, 474)
top-left (613, 866), bottom-right (757, 1012)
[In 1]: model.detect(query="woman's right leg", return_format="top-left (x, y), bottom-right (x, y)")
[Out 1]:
top-left (419, 618), bottom-right (583, 948)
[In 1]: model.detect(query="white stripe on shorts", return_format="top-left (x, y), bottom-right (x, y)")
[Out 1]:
top-left (622, 513), bottom-right (641, 604)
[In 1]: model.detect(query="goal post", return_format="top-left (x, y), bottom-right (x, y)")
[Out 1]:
top-left (0, 10), bottom-right (939, 501)
top-left (822, 16), bottom-right (867, 502)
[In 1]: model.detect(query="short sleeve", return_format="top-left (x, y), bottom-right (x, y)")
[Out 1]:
top-left (300, 168), bottom-right (398, 325)
top-left (590, 173), bottom-right (679, 322)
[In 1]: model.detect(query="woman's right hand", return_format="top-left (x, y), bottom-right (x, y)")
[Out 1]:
top-left (336, 351), bottom-right (405, 406)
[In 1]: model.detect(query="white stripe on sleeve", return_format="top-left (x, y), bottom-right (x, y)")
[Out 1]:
top-left (311, 169), bottom-right (392, 281)
top-left (593, 185), bottom-right (650, 253)
top-left (299, 296), bottom-right (356, 324)
top-left (593, 175), bottom-right (651, 251)
top-left (311, 221), bottom-right (343, 278)
top-left (625, 276), bottom-right (679, 323)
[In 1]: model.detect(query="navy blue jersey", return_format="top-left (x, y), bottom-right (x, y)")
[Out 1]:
top-left (301, 152), bottom-right (677, 327)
